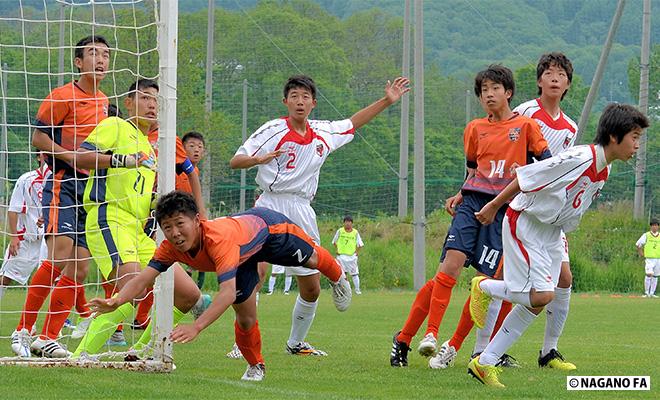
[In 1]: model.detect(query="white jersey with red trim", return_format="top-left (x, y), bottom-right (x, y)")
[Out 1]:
top-left (513, 99), bottom-right (577, 156)
top-left (510, 144), bottom-right (609, 233)
top-left (8, 165), bottom-right (50, 241)
top-left (235, 117), bottom-right (354, 199)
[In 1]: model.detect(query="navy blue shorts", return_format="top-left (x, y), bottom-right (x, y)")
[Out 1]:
top-left (229, 257), bottom-right (261, 304)
top-left (42, 169), bottom-right (88, 248)
top-left (440, 191), bottom-right (507, 278)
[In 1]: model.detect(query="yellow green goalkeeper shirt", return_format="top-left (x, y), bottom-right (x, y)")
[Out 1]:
top-left (81, 117), bottom-right (156, 223)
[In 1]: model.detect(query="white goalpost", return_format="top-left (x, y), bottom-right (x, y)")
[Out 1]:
top-left (0, 0), bottom-right (177, 372)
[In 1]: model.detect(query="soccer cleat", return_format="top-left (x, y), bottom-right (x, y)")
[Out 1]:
top-left (284, 291), bottom-right (290, 295)
top-left (417, 333), bottom-right (437, 357)
top-left (71, 316), bottom-right (92, 340)
top-left (10, 329), bottom-right (32, 358)
top-left (266, 291), bottom-right (273, 296)
top-left (226, 343), bottom-right (244, 359)
top-left (538, 349), bottom-right (576, 371)
top-left (355, 289), bottom-right (362, 295)
top-left (429, 340), bottom-right (457, 369)
top-left (652, 294), bottom-right (659, 298)
top-left (30, 337), bottom-right (71, 358)
top-left (241, 363), bottom-right (265, 381)
top-left (467, 356), bottom-right (505, 388)
top-left (330, 275), bottom-right (352, 312)
top-left (469, 276), bottom-right (492, 329)
top-left (133, 318), bottom-right (149, 330)
top-left (286, 342), bottom-right (328, 356)
top-left (106, 330), bottom-right (128, 347)
top-left (390, 331), bottom-right (410, 367)
top-left (497, 353), bottom-right (521, 368)
top-left (191, 294), bottom-right (212, 320)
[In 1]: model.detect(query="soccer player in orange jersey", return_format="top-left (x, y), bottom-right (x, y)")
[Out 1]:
top-left (11, 35), bottom-right (110, 358)
top-left (390, 65), bottom-right (550, 367)
top-left (86, 191), bottom-right (352, 381)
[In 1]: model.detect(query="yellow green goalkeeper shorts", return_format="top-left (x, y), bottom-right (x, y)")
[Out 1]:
top-left (85, 207), bottom-right (156, 279)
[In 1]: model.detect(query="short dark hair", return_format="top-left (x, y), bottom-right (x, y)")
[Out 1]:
top-left (108, 104), bottom-right (122, 118)
top-left (74, 35), bottom-right (109, 60)
top-left (155, 191), bottom-right (198, 224)
top-left (128, 79), bottom-right (159, 98)
top-left (651, 218), bottom-right (659, 226)
top-left (537, 52), bottom-right (573, 100)
top-left (283, 75), bottom-right (316, 99)
top-left (182, 131), bottom-right (205, 146)
top-left (474, 64), bottom-right (515, 104)
top-left (593, 103), bottom-right (649, 146)
top-left (343, 215), bottom-right (353, 222)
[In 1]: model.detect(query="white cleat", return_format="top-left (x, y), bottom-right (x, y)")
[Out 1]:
top-left (30, 337), bottom-right (71, 358)
top-left (429, 340), bottom-right (457, 369)
top-left (417, 333), bottom-right (438, 357)
top-left (330, 274), bottom-right (352, 312)
top-left (226, 343), bottom-right (244, 359)
top-left (71, 316), bottom-right (92, 340)
top-left (241, 363), bottom-right (265, 381)
top-left (10, 329), bottom-right (32, 358)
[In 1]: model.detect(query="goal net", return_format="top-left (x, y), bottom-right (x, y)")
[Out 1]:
top-left (0, 0), bottom-right (177, 371)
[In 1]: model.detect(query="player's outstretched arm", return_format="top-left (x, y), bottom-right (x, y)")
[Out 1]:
top-left (229, 150), bottom-right (287, 169)
top-left (475, 178), bottom-right (521, 225)
top-left (32, 130), bottom-right (74, 164)
top-left (186, 170), bottom-right (208, 219)
top-left (170, 278), bottom-right (236, 343)
top-left (86, 267), bottom-right (160, 314)
top-left (350, 77), bottom-right (410, 129)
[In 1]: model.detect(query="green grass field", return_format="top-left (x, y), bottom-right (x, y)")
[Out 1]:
top-left (0, 288), bottom-right (657, 399)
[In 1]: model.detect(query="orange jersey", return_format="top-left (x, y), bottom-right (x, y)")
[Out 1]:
top-left (175, 165), bottom-right (199, 193)
top-left (34, 81), bottom-right (109, 173)
top-left (149, 215), bottom-right (269, 282)
top-left (462, 114), bottom-right (549, 196)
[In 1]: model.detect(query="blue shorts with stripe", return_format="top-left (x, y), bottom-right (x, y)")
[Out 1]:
top-left (440, 191), bottom-right (506, 278)
top-left (42, 169), bottom-right (88, 248)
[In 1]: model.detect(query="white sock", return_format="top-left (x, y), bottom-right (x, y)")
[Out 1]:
top-left (649, 276), bottom-right (658, 296)
top-left (473, 298), bottom-right (502, 354)
top-left (284, 276), bottom-right (292, 292)
top-left (479, 279), bottom-right (509, 301)
top-left (352, 275), bottom-right (361, 292)
top-left (287, 295), bottom-right (318, 347)
top-left (509, 291), bottom-right (533, 308)
top-left (268, 276), bottom-right (277, 293)
top-left (645, 276), bottom-right (652, 295)
top-left (542, 286), bottom-right (571, 356)
top-left (0, 285), bottom-right (6, 301)
top-left (479, 304), bottom-right (537, 366)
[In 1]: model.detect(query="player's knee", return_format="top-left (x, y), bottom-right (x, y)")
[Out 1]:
top-left (531, 291), bottom-right (554, 307)
top-left (235, 314), bottom-right (256, 331)
top-left (298, 281), bottom-right (320, 301)
top-left (438, 250), bottom-right (465, 279)
top-left (304, 251), bottom-right (319, 269)
top-left (557, 264), bottom-right (572, 288)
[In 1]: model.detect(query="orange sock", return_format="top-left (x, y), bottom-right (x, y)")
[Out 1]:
top-left (490, 300), bottom-right (512, 340)
top-left (75, 284), bottom-right (91, 318)
top-left (135, 288), bottom-right (154, 326)
top-left (397, 279), bottom-right (434, 345)
top-left (235, 320), bottom-right (264, 366)
top-left (448, 295), bottom-right (474, 350)
top-left (42, 275), bottom-right (77, 339)
top-left (313, 245), bottom-right (342, 282)
top-left (17, 260), bottom-right (61, 331)
top-left (425, 272), bottom-right (457, 337)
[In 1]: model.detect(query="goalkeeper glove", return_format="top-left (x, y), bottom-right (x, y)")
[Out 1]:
top-left (111, 152), bottom-right (156, 170)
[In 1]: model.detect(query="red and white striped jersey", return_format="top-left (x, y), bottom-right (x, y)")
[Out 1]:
top-left (510, 144), bottom-right (609, 233)
top-left (8, 165), bottom-right (50, 241)
top-left (513, 98), bottom-right (578, 156)
top-left (235, 117), bottom-right (354, 199)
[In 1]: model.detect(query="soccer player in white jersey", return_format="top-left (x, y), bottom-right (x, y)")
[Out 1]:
top-left (1, 155), bottom-right (49, 302)
top-left (511, 52), bottom-right (578, 370)
top-left (467, 103), bottom-right (649, 388)
top-left (332, 215), bottom-right (364, 294)
top-left (636, 218), bottom-right (660, 298)
top-left (230, 74), bottom-right (409, 355)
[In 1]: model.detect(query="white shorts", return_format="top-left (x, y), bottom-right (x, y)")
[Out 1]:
top-left (558, 230), bottom-right (570, 263)
top-left (1, 239), bottom-right (48, 285)
top-left (645, 258), bottom-right (660, 276)
top-left (256, 192), bottom-right (319, 277)
top-left (270, 264), bottom-right (292, 275)
top-left (336, 254), bottom-right (359, 275)
top-left (502, 210), bottom-right (563, 293)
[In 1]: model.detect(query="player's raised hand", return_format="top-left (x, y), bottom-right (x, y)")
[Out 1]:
top-left (384, 77), bottom-right (410, 105)
top-left (445, 192), bottom-right (463, 217)
top-left (474, 202), bottom-right (497, 225)
top-left (256, 149), bottom-right (286, 165)
top-left (170, 323), bottom-right (200, 344)
top-left (86, 297), bottom-right (120, 315)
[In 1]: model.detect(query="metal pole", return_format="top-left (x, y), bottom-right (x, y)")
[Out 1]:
top-left (1, 64), bottom-right (7, 202)
top-left (240, 79), bottom-right (248, 211)
top-left (154, 0), bottom-right (178, 370)
top-left (202, 0), bottom-right (214, 210)
top-left (397, 0), bottom-right (411, 218)
top-left (634, 0), bottom-right (651, 219)
top-left (58, 4), bottom-right (65, 87)
top-left (576, 0), bottom-right (626, 142)
top-left (413, 0), bottom-right (425, 290)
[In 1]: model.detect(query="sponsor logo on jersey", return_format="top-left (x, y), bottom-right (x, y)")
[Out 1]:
top-left (316, 144), bottom-right (324, 157)
top-left (508, 128), bottom-right (521, 142)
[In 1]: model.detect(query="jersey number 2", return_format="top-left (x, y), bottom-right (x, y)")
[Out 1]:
top-left (286, 151), bottom-right (296, 169)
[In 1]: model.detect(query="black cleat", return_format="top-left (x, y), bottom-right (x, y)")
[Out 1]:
top-left (496, 353), bottom-right (521, 368)
top-left (538, 349), bottom-right (576, 370)
top-left (390, 331), bottom-right (410, 367)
